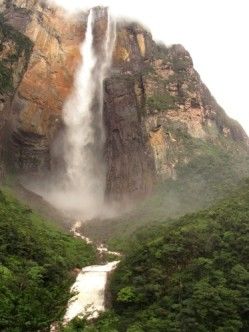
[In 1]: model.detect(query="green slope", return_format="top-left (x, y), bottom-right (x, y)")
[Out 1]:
top-left (0, 188), bottom-right (96, 332)
top-left (84, 140), bottom-right (249, 251)
top-left (74, 179), bottom-right (249, 331)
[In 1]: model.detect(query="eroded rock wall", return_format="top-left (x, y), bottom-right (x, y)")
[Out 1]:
top-left (105, 22), bottom-right (248, 199)
top-left (2, 0), bottom-right (85, 171)
top-left (0, 6), bottom-right (33, 180)
top-left (0, 1), bottom-right (248, 199)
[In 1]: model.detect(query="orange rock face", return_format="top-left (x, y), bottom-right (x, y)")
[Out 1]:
top-left (15, 7), bottom-right (85, 137)
top-left (1, 1), bottom-right (89, 170)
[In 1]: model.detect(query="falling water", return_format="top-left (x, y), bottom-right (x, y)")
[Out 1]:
top-left (42, 8), bottom-right (116, 218)
top-left (49, 10), bottom-right (119, 328)
top-left (63, 9), bottom-right (97, 194)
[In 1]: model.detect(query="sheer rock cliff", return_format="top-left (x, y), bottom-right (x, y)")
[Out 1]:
top-left (0, 0), bottom-right (248, 200)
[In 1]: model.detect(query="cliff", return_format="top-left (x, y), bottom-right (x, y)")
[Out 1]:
top-left (0, 2), bottom-right (33, 179)
top-left (105, 23), bottom-right (248, 199)
top-left (0, 0), bottom-right (84, 175)
top-left (0, 0), bottom-right (248, 200)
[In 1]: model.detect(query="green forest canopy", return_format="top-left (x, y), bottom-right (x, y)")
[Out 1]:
top-left (69, 179), bottom-right (249, 332)
top-left (0, 189), bottom-right (96, 332)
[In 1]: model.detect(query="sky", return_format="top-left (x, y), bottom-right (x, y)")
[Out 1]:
top-left (48, 0), bottom-right (249, 134)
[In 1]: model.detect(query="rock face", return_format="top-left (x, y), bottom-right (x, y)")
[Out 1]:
top-left (0, 5), bottom-right (33, 180)
top-left (104, 22), bottom-right (248, 199)
top-left (1, 0), bottom-right (85, 172)
top-left (0, 1), bottom-right (248, 198)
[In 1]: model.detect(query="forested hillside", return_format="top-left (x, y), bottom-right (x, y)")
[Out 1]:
top-left (0, 189), bottom-right (96, 331)
top-left (68, 180), bottom-right (249, 331)
top-left (84, 141), bottom-right (249, 250)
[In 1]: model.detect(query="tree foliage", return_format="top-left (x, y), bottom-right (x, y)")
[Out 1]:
top-left (0, 189), bottom-right (96, 331)
top-left (92, 180), bottom-right (249, 331)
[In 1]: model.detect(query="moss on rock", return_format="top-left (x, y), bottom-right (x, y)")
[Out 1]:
top-left (0, 14), bottom-right (33, 94)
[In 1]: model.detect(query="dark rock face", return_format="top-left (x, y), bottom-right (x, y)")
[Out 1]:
top-left (103, 23), bottom-right (156, 200)
top-left (0, 1), bottom-right (248, 198)
top-left (0, 0), bottom-right (86, 174)
top-left (104, 76), bottom-right (155, 200)
top-left (0, 8), bottom-right (33, 179)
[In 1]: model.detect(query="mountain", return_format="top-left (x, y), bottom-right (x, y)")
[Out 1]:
top-left (1, 1), bottom-right (249, 331)
top-left (105, 21), bottom-right (248, 201)
top-left (0, 0), bottom-right (248, 203)
top-left (0, 0), bottom-right (82, 176)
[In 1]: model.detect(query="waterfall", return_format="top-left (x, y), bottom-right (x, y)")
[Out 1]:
top-left (46, 10), bottom-right (119, 328)
top-left (43, 8), bottom-right (116, 219)
top-left (63, 9), bottom-right (96, 188)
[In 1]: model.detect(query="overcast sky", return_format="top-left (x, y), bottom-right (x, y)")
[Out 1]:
top-left (48, 0), bottom-right (249, 134)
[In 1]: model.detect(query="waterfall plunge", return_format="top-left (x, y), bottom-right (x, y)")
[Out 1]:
top-left (49, 9), bottom-right (116, 219)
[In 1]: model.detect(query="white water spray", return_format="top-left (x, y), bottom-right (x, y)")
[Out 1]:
top-left (45, 8), bottom-right (116, 218)
top-left (62, 9), bottom-right (100, 217)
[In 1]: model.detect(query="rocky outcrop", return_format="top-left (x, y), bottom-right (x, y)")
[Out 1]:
top-left (0, 1), bottom-right (248, 199)
top-left (104, 23), bottom-right (248, 199)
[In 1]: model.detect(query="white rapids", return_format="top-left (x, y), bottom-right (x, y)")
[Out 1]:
top-left (63, 221), bottom-right (120, 324)
top-left (72, 221), bottom-right (121, 257)
top-left (64, 261), bottom-right (119, 322)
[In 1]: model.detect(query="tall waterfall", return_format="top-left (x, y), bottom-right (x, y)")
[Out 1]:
top-left (23, 8), bottom-right (116, 219)
top-left (51, 8), bottom-right (115, 218)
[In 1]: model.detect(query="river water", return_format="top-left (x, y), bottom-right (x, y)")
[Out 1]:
top-left (63, 221), bottom-right (120, 324)
top-left (64, 261), bottom-right (119, 322)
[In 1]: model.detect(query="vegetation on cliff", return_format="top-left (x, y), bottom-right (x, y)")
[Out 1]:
top-left (146, 92), bottom-right (177, 111)
top-left (70, 180), bottom-right (249, 331)
top-left (0, 14), bottom-right (33, 93)
top-left (84, 138), bottom-right (249, 250)
top-left (0, 62), bottom-right (13, 93)
top-left (0, 188), bottom-right (96, 332)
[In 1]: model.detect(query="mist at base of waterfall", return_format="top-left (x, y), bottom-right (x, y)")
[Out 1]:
top-left (25, 8), bottom-right (117, 221)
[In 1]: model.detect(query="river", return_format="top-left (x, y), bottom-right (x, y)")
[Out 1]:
top-left (63, 221), bottom-right (120, 324)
